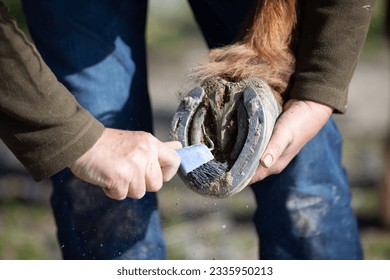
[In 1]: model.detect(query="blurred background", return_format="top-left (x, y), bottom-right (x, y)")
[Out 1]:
top-left (0, 0), bottom-right (389, 259)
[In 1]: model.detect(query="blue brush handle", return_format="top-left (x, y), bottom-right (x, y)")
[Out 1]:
top-left (176, 144), bottom-right (214, 174)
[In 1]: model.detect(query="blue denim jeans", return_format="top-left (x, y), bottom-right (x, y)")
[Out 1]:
top-left (252, 119), bottom-right (363, 259)
top-left (22, 0), bottom-right (363, 259)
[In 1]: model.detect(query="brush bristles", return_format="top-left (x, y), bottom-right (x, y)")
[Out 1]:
top-left (185, 160), bottom-right (228, 188)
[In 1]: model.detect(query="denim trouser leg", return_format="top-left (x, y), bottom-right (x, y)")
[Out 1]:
top-left (252, 119), bottom-right (363, 259)
top-left (189, 0), bottom-right (363, 259)
top-left (22, 0), bottom-right (165, 259)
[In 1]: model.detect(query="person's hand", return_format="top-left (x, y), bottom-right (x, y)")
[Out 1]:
top-left (249, 99), bottom-right (333, 184)
top-left (68, 128), bottom-right (182, 200)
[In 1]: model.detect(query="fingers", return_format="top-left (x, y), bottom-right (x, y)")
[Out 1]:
top-left (158, 141), bottom-right (182, 182)
top-left (100, 173), bottom-right (133, 201)
top-left (117, 139), bottom-right (181, 199)
top-left (261, 124), bottom-right (293, 169)
top-left (103, 184), bottom-right (129, 201)
top-left (249, 100), bottom-right (333, 185)
top-left (108, 139), bottom-right (181, 200)
top-left (127, 140), bottom-right (181, 197)
top-left (102, 166), bottom-right (148, 200)
top-left (249, 122), bottom-right (294, 183)
top-left (144, 151), bottom-right (163, 193)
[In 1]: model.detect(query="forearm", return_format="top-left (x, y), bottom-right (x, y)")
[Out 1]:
top-left (0, 1), bottom-right (104, 181)
top-left (291, 0), bottom-right (375, 113)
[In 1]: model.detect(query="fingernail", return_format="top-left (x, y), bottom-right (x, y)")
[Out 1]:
top-left (262, 154), bottom-right (273, 168)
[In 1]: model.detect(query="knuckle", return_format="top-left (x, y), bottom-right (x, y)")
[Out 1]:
top-left (134, 133), bottom-right (159, 157)
top-left (147, 181), bottom-right (163, 192)
top-left (126, 179), bottom-right (146, 200)
top-left (129, 189), bottom-right (146, 200)
top-left (140, 131), bottom-right (156, 145)
top-left (103, 184), bottom-right (128, 200)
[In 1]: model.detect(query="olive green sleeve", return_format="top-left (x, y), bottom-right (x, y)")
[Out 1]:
top-left (0, 2), bottom-right (104, 181)
top-left (290, 0), bottom-right (375, 113)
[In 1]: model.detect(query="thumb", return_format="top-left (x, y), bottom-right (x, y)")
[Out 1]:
top-left (260, 122), bottom-right (293, 169)
top-left (249, 123), bottom-right (293, 184)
